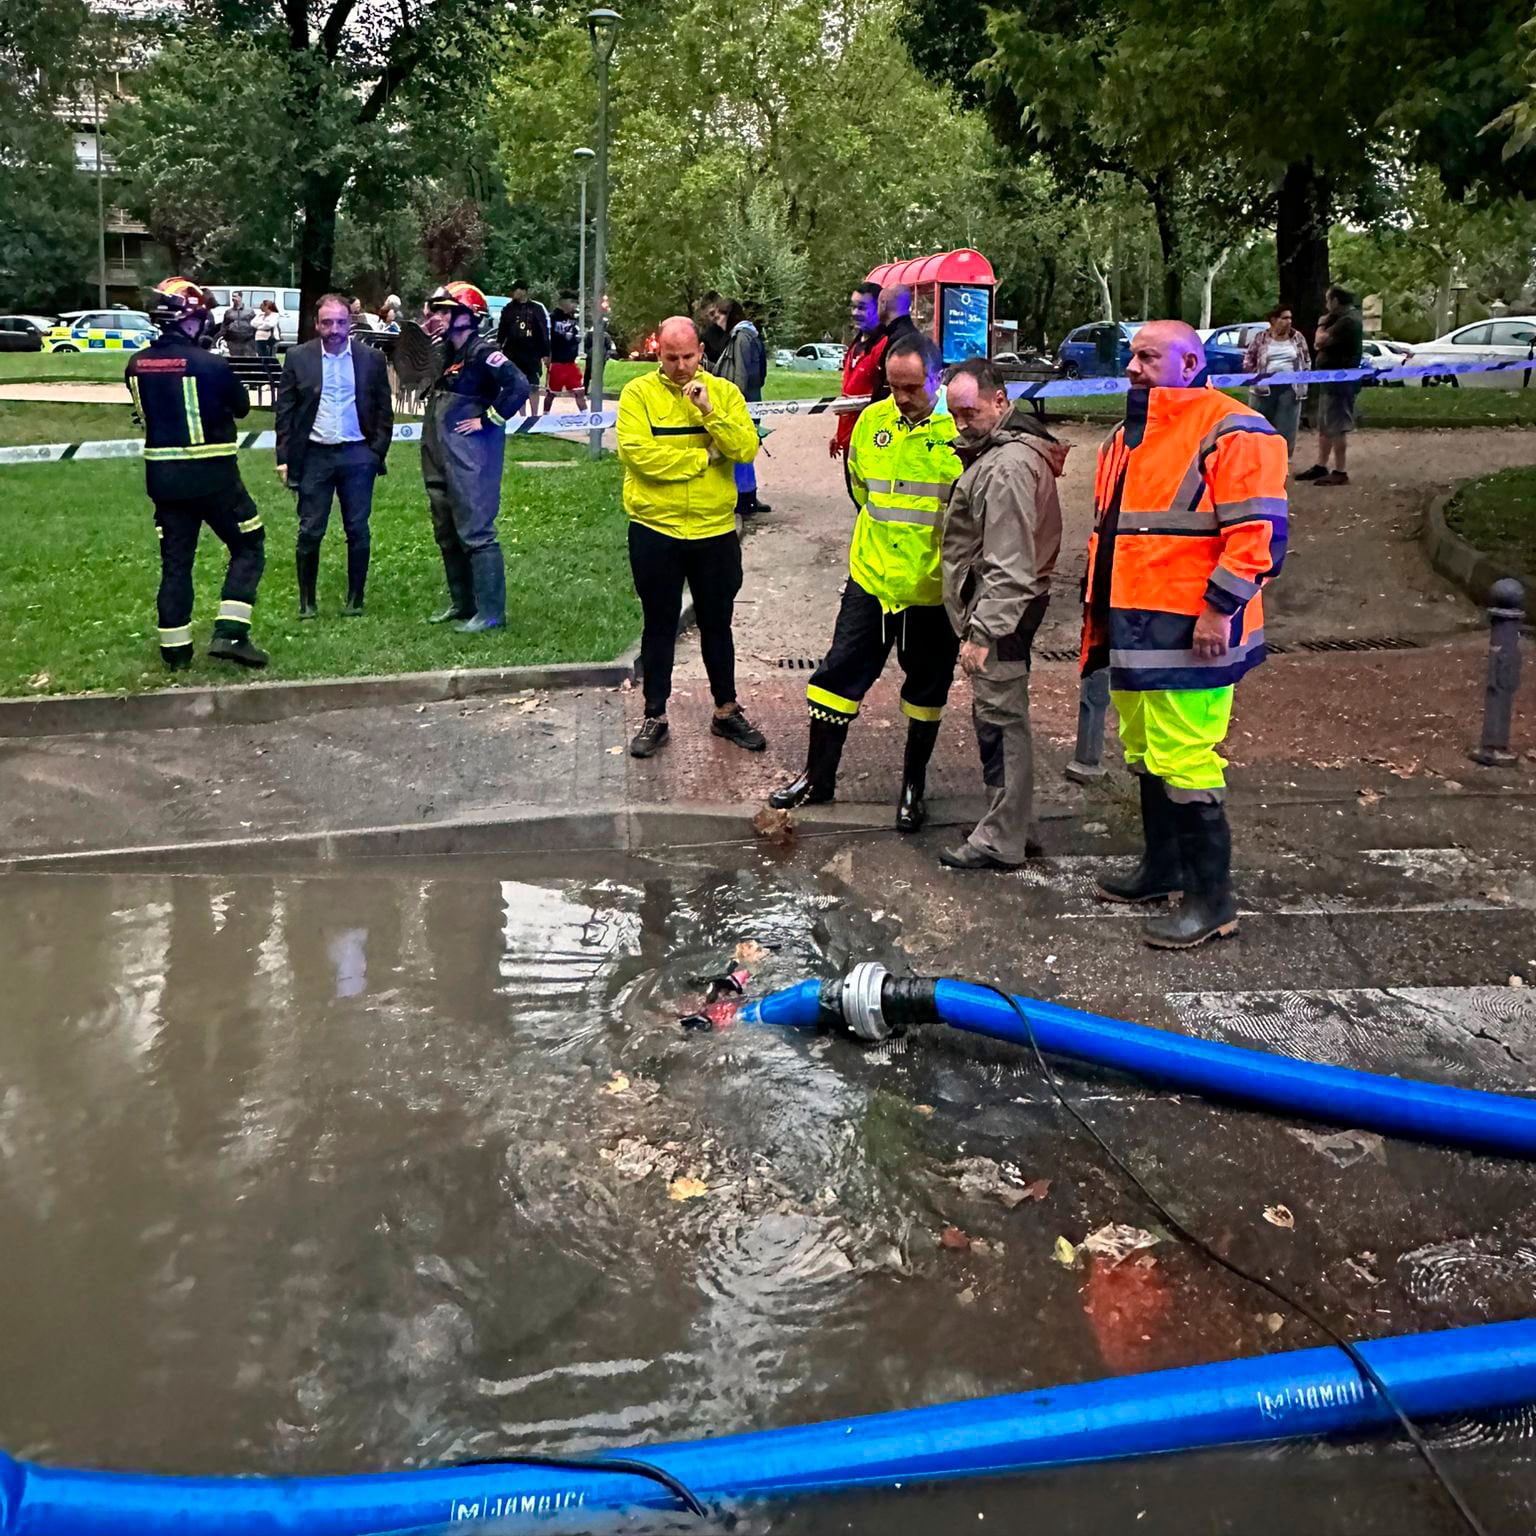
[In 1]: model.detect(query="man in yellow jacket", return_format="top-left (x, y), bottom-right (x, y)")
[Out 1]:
top-left (771, 331), bottom-right (962, 829)
top-left (618, 315), bottom-right (768, 759)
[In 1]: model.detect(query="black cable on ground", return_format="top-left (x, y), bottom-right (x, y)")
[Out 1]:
top-left (971, 980), bottom-right (1491, 1536)
top-left (454, 1453), bottom-right (707, 1517)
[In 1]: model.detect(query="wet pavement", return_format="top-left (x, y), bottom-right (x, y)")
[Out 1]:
top-left (2, 833), bottom-right (1535, 1535)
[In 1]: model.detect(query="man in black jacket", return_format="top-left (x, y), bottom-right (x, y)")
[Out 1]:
top-left (872, 285), bottom-right (918, 402)
top-left (495, 283), bottom-right (549, 417)
top-left (275, 294), bottom-right (394, 617)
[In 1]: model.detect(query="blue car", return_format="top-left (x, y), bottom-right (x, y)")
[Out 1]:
top-left (1201, 322), bottom-right (1268, 374)
top-left (1057, 321), bottom-right (1139, 378)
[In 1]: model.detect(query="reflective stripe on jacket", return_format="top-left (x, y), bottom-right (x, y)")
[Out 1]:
top-left (616, 367), bottom-right (759, 539)
top-left (846, 395), bottom-right (961, 613)
top-left (126, 333), bottom-right (251, 500)
top-left (1080, 384), bottom-right (1288, 691)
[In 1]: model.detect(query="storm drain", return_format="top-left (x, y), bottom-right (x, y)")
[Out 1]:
top-left (774, 657), bottom-right (823, 670)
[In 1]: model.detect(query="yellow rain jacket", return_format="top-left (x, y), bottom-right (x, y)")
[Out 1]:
top-left (616, 367), bottom-right (759, 540)
top-left (847, 395), bottom-right (961, 612)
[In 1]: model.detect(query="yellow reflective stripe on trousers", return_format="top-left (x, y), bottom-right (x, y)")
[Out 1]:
top-left (143, 443), bottom-right (239, 460)
top-left (807, 684), bottom-right (860, 718)
top-left (900, 699), bottom-right (944, 722)
top-left (182, 376), bottom-right (205, 444)
top-left (217, 600), bottom-right (253, 622)
top-left (157, 625), bottom-right (192, 646)
top-left (237, 514), bottom-right (263, 534)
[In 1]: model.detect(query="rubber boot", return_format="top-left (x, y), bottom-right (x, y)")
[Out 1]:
top-left (456, 546), bottom-right (506, 632)
top-left (1095, 773), bottom-right (1185, 904)
top-left (429, 546), bottom-right (474, 623)
top-left (896, 717), bottom-right (941, 833)
top-left (343, 542), bottom-right (368, 616)
top-left (1143, 800), bottom-right (1239, 949)
top-left (769, 717), bottom-right (848, 809)
top-left (160, 645), bottom-right (193, 671)
top-left (208, 633), bottom-right (269, 668)
top-left (296, 547), bottom-right (319, 620)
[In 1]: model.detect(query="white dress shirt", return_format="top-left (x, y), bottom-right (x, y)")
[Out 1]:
top-left (311, 344), bottom-right (364, 444)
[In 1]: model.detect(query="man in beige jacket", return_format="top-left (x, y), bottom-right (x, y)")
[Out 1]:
top-left (939, 357), bottom-right (1066, 869)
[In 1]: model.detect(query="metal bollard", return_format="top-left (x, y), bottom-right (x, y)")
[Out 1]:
top-left (1064, 666), bottom-right (1111, 783)
top-left (1470, 578), bottom-right (1525, 767)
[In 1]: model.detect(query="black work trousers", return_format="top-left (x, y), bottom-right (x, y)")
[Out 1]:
top-left (154, 484), bottom-right (265, 643)
top-left (807, 579), bottom-right (959, 723)
top-left (628, 521), bottom-right (742, 718)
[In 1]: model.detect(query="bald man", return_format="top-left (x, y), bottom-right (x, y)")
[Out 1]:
top-left (871, 285), bottom-right (918, 403)
top-left (616, 316), bottom-right (767, 759)
top-left (1083, 320), bottom-right (1288, 948)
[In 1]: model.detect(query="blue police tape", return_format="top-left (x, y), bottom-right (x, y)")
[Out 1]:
top-left (1, 355), bottom-right (1530, 465)
top-left (2, 1321), bottom-right (1534, 1533)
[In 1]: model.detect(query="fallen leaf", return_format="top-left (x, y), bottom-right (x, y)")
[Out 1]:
top-left (601, 1072), bottom-right (630, 1096)
top-left (915, 1104), bottom-right (935, 1117)
top-left (667, 1177), bottom-right (709, 1202)
top-left (1264, 1312), bottom-right (1285, 1333)
top-left (1081, 1224), bottom-right (1162, 1263)
top-left (1263, 1204), bottom-right (1296, 1229)
top-left (1357, 787), bottom-right (1382, 807)
top-left (940, 1226), bottom-right (972, 1251)
top-left (517, 697), bottom-right (541, 714)
top-left (1053, 1235), bottom-right (1077, 1267)
top-left (957, 1286), bottom-right (977, 1305)
top-left (752, 806), bottom-right (795, 845)
top-left (1020, 1178), bottom-right (1053, 1202)
top-left (607, 745), bottom-right (624, 755)
top-left (734, 940), bottom-right (770, 965)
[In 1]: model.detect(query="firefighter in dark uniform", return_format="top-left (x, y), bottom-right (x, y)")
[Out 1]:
top-left (420, 281), bottom-right (531, 632)
top-left (126, 277), bottom-right (267, 669)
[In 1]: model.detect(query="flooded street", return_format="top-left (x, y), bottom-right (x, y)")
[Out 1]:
top-left (1, 856), bottom-right (1532, 1534)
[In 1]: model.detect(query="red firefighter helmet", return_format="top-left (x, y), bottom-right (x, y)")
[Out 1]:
top-left (427, 281), bottom-right (489, 319)
top-left (147, 276), bottom-right (217, 330)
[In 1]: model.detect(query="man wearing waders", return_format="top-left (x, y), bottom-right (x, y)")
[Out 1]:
top-left (126, 276), bottom-right (267, 669)
top-left (421, 281), bottom-right (530, 632)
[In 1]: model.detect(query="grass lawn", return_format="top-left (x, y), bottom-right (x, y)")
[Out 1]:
top-left (0, 398), bottom-right (207, 446)
top-left (1446, 466), bottom-right (1536, 577)
top-left (4, 442), bottom-right (634, 697)
top-left (1043, 382), bottom-right (1536, 430)
top-left (0, 350), bottom-right (137, 384)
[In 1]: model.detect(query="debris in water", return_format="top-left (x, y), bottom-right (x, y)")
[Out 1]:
top-left (940, 1226), bottom-right (972, 1251)
top-left (1263, 1312), bottom-right (1285, 1333)
top-left (752, 806), bottom-right (795, 845)
top-left (1285, 1127), bottom-right (1385, 1167)
top-left (1081, 1224), bottom-right (1162, 1263)
top-left (734, 940), bottom-right (771, 966)
top-left (667, 1177), bottom-right (709, 1202)
top-left (1263, 1204), bottom-right (1296, 1230)
top-left (601, 1073), bottom-right (630, 1096)
top-left (915, 1104), bottom-right (935, 1117)
top-left (1053, 1235), bottom-right (1077, 1267)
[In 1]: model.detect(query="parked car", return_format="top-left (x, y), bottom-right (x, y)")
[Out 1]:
top-left (1359, 338), bottom-right (1412, 385)
top-left (1202, 322), bottom-right (1268, 373)
top-left (1056, 321), bottom-right (1138, 378)
top-left (0, 315), bottom-right (56, 351)
top-left (206, 285), bottom-right (303, 348)
top-left (1404, 317), bottom-right (1536, 388)
top-left (42, 309), bottom-right (155, 353)
top-left (780, 342), bottom-right (845, 373)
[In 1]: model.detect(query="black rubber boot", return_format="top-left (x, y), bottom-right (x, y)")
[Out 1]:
top-left (208, 634), bottom-right (269, 669)
top-left (769, 717), bottom-right (848, 809)
top-left (160, 645), bottom-right (193, 671)
top-left (1095, 774), bottom-right (1185, 904)
top-left (895, 717), bottom-right (941, 833)
top-left (1143, 800), bottom-right (1239, 949)
top-left (343, 542), bottom-right (368, 616)
top-left (296, 547), bottom-right (319, 620)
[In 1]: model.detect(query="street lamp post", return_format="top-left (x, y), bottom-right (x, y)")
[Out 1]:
top-left (573, 147), bottom-right (595, 345)
top-left (586, 9), bottom-right (620, 458)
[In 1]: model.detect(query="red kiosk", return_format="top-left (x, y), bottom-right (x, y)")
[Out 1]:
top-left (866, 248), bottom-right (996, 363)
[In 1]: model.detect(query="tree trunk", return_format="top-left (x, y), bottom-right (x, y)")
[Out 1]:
top-left (1199, 247), bottom-right (1231, 330)
top-left (1276, 159), bottom-right (1331, 349)
top-left (1148, 176), bottom-right (1181, 318)
top-left (297, 173), bottom-right (346, 341)
top-left (1088, 248), bottom-right (1114, 322)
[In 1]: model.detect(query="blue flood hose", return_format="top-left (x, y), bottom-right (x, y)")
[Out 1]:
top-left (4, 1321), bottom-right (1536, 1534)
top-left (735, 973), bottom-right (1536, 1159)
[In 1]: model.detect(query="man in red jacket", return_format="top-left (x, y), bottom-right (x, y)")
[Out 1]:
top-left (829, 282), bottom-right (884, 502)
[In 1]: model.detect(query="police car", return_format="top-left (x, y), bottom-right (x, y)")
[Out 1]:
top-left (43, 309), bottom-right (156, 353)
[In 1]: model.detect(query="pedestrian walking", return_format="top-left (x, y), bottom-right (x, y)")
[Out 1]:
top-left (828, 281), bottom-right (884, 504)
top-left (126, 277), bottom-right (267, 670)
top-left (1085, 321), bottom-right (1288, 948)
top-left (1296, 284), bottom-right (1363, 486)
top-left (770, 332), bottom-right (961, 830)
top-left (496, 282), bottom-right (550, 417)
top-left (420, 281), bottom-right (530, 633)
top-left (1242, 304), bottom-right (1311, 457)
top-left (252, 300), bottom-right (282, 389)
top-left (616, 316), bottom-right (766, 760)
top-left (221, 291), bottom-right (256, 358)
top-left (543, 292), bottom-right (589, 412)
top-left (938, 357), bottom-right (1067, 870)
top-left (275, 293), bottom-right (394, 619)
top-left (705, 296), bottom-right (770, 517)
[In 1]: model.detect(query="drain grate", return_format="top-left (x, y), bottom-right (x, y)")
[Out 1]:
top-left (1036, 647), bottom-right (1080, 663)
top-left (774, 656), bottom-right (823, 670)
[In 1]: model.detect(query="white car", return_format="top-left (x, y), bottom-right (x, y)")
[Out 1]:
top-left (1359, 338), bottom-right (1413, 384)
top-left (782, 342), bottom-right (846, 373)
top-left (206, 284), bottom-right (302, 348)
top-left (1405, 316), bottom-right (1536, 388)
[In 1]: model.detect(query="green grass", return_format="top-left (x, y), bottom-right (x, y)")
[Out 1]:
top-left (1043, 382), bottom-right (1536, 429)
top-left (0, 350), bottom-right (137, 384)
top-left (4, 444), bottom-right (634, 696)
top-left (1446, 466), bottom-right (1536, 576)
top-left (0, 399), bottom-right (231, 446)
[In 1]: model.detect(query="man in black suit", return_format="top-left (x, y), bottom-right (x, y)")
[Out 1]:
top-left (275, 294), bottom-right (393, 617)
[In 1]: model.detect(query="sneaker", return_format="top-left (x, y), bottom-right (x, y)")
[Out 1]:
top-left (1315, 470), bottom-right (1350, 486)
top-left (454, 615), bottom-right (503, 634)
top-left (1294, 464), bottom-right (1329, 481)
top-left (629, 717), bottom-right (670, 758)
top-left (711, 705), bottom-right (767, 752)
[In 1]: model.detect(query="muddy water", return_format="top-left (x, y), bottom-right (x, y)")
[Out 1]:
top-left (0, 862), bottom-right (1529, 1535)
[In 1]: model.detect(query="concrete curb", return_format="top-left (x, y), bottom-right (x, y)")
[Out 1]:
top-left (0, 796), bottom-right (1032, 872)
top-left (1423, 489), bottom-right (1534, 609)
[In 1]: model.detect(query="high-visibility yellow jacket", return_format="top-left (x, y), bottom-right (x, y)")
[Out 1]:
top-left (846, 395), bottom-right (961, 612)
top-left (616, 368), bottom-right (759, 539)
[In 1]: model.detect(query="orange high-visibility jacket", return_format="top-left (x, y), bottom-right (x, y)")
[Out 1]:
top-left (1081, 384), bottom-right (1288, 691)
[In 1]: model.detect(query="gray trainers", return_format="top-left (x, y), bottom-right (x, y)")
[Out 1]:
top-left (629, 717), bottom-right (670, 758)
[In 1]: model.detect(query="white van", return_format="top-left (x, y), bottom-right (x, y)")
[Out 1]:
top-left (206, 284), bottom-right (302, 347)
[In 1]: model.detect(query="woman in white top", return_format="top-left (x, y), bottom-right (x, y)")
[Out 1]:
top-left (1242, 304), bottom-right (1311, 457)
top-left (252, 300), bottom-right (282, 389)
